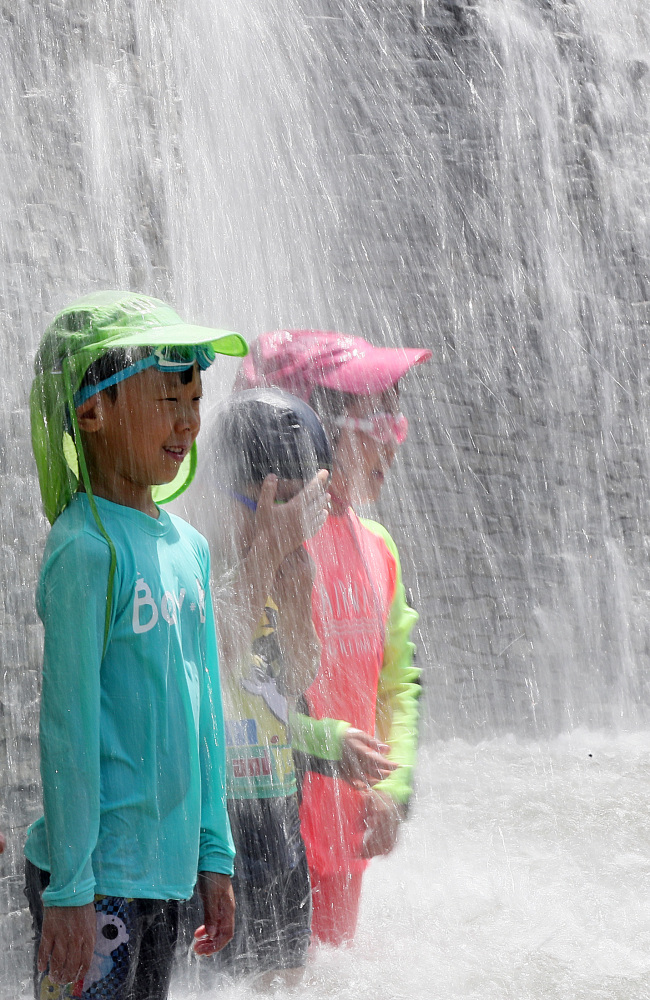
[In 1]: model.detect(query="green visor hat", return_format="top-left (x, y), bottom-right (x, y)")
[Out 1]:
top-left (30, 290), bottom-right (248, 525)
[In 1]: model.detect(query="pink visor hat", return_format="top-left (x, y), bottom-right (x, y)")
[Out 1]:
top-left (234, 329), bottom-right (432, 402)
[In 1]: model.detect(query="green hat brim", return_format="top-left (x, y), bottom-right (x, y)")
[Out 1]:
top-left (95, 325), bottom-right (248, 357)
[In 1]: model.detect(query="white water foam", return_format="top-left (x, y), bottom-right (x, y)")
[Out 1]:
top-left (172, 731), bottom-right (650, 1000)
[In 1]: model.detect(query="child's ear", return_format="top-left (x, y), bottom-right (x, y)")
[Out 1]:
top-left (75, 394), bottom-right (105, 433)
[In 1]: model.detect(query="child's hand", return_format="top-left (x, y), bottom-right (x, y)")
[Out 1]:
top-left (37, 902), bottom-right (96, 987)
top-left (193, 871), bottom-right (235, 956)
top-left (254, 470), bottom-right (329, 569)
top-left (359, 789), bottom-right (404, 859)
top-left (339, 728), bottom-right (399, 789)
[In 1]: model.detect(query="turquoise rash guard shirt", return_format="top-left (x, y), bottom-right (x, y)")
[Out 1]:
top-left (24, 494), bottom-right (235, 907)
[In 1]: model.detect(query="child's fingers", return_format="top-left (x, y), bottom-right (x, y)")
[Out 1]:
top-left (46, 936), bottom-right (76, 985)
top-left (254, 475), bottom-right (278, 526)
top-left (78, 927), bottom-right (95, 984)
top-left (299, 469), bottom-right (328, 495)
top-left (345, 728), bottom-right (391, 757)
top-left (276, 476), bottom-right (328, 544)
top-left (364, 762), bottom-right (400, 785)
top-left (359, 790), bottom-right (402, 858)
top-left (209, 925), bottom-right (234, 954)
top-left (192, 924), bottom-right (210, 955)
top-left (298, 473), bottom-right (330, 535)
top-left (193, 923), bottom-right (234, 957)
top-left (38, 905), bottom-right (96, 984)
top-left (341, 728), bottom-right (399, 784)
top-left (195, 872), bottom-right (235, 956)
top-left (347, 729), bottom-right (388, 751)
top-left (361, 749), bottom-right (399, 770)
top-left (299, 470), bottom-right (328, 504)
top-left (193, 924), bottom-right (216, 955)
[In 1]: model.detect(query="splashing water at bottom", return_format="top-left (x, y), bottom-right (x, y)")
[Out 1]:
top-left (169, 731), bottom-right (650, 1000)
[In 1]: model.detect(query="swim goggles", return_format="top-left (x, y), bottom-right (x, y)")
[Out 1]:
top-left (333, 411), bottom-right (408, 446)
top-left (220, 488), bottom-right (299, 513)
top-left (73, 344), bottom-right (216, 407)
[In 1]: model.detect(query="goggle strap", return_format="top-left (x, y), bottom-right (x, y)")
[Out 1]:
top-left (333, 412), bottom-right (408, 444)
top-left (72, 346), bottom-right (215, 408)
top-left (73, 355), bottom-right (156, 407)
top-left (213, 484), bottom-right (258, 511)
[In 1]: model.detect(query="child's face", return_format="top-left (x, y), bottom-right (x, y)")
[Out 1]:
top-left (330, 390), bottom-right (399, 506)
top-left (79, 364), bottom-right (202, 508)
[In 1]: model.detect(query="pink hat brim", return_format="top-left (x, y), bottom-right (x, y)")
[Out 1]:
top-left (315, 345), bottom-right (432, 395)
top-left (235, 330), bottom-right (431, 400)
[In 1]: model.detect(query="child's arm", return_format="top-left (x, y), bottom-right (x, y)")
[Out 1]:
top-left (349, 559), bottom-right (420, 859)
top-left (355, 521), bottom-right (420, 857)
top-left (38, 535), bottom-right (106, 901)
top-left (195, 568), bottom-right (236, 952)
top-left (35, 532), bottom-right (109, 979)
top-left (271, 546), bottom-right (321, 696)
top-left (361, 520), bottom-right (421, 808)
top-left (215, 471), bottom-right (329, 676)
top-left (290, 715), bottom-right (398, 784)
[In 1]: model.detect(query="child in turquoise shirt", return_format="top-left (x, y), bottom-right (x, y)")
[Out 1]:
top-left (24, 291), bottom-right (247, 1000)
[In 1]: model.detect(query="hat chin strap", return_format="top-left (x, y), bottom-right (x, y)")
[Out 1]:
top-left (63, 358), bottom-right (117, 658)
top-left (152, 442), bottom-right (198, 506)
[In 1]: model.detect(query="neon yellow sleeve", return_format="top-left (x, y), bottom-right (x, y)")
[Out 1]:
top-left (360, 519), bottom-right (421, 806)
top-left (289, 711), bottom-right (351, 760)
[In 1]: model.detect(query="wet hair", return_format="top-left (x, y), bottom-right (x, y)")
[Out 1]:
top-left (78, 348), bottom-right (195, 403)
top-left (214, 388), bottom-right (332, 490)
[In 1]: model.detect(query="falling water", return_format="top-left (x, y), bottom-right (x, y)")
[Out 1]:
top-left (1, 0), bottom-right (650, 996)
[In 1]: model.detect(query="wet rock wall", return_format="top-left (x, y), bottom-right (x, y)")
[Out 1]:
top-left (2, 0), bottom-right (650, 989)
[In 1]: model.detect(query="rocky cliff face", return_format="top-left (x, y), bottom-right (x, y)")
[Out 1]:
top-left (300, 0), bottom-right (650, 737)
top-left (1, 0), bottom-right (649, 987)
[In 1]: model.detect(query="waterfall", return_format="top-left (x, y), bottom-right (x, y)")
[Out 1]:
top-left (1, 0), bottom-right (649, 994)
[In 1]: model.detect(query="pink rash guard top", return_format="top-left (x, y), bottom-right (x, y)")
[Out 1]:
top-left (299, 508), bottom-right (420, 876)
